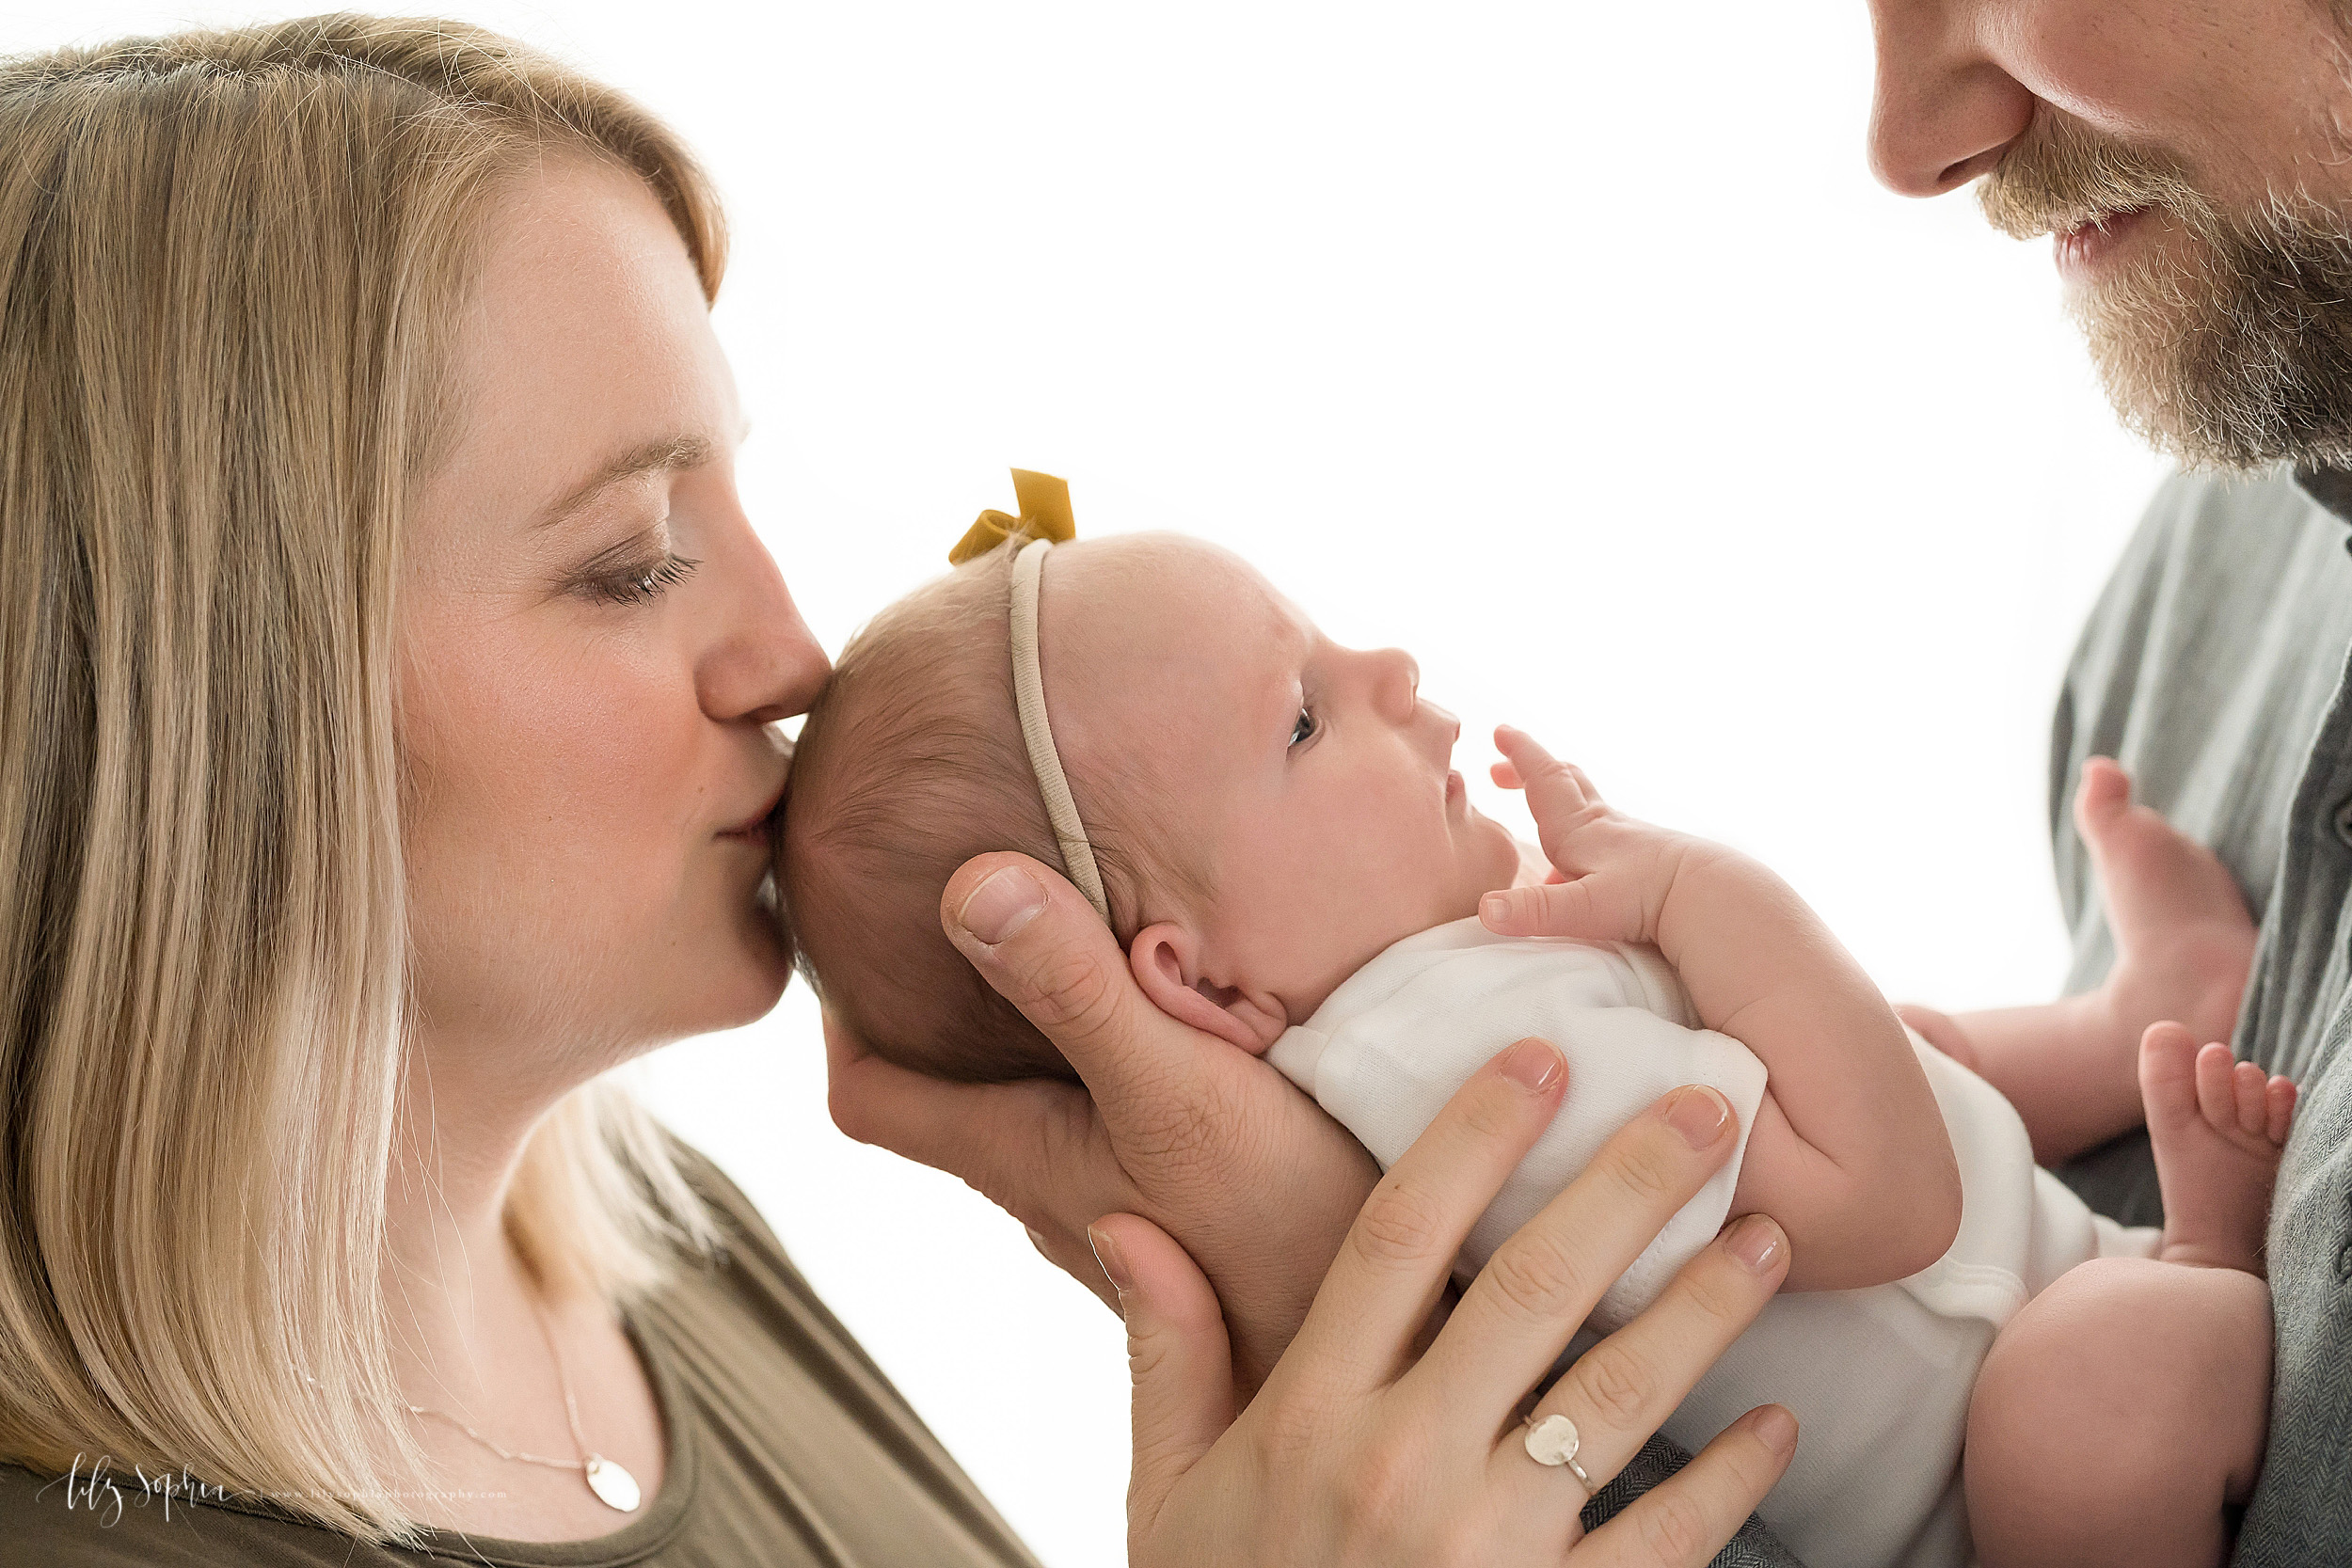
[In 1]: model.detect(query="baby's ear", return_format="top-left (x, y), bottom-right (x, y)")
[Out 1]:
top-left (1129, 924), bottom-right (1288, 1055)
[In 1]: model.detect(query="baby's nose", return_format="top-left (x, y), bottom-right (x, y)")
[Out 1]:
top-left (1371, 648), bottom-right (1420, 720)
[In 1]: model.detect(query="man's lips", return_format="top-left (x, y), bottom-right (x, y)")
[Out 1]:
top-left (2054, 206), bottom-right (2153, 279)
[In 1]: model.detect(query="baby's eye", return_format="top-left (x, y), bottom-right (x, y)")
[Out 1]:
top-left (1289, 706), bottom-right (1317, 747)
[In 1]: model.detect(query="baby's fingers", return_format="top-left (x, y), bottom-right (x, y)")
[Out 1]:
top-left (1495, 725), bottom-right (1611, 859)
top-left (1481, 871), bottom-right (1649, 946)
top-left (1495, 726), bottom-right (1597, 804)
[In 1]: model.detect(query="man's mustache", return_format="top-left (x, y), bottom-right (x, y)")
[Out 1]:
top-left (1978, 114), bottom-right (2208, 241)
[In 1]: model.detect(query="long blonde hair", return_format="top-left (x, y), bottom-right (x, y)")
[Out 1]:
top-left (0, 14), bottom-right (728, 1541)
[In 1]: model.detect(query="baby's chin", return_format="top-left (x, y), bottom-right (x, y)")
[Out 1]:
top-left (1460, 807), bottom-right (1526, 899)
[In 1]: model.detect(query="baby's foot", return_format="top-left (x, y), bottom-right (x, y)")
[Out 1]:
top-left (2141, 1021), bottom-right (2296, 1275)
top-left (2076, 758), bottom-right (2255, 1054)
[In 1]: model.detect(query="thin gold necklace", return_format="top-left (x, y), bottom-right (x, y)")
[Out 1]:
top-left (403, 1288), bottom-right (643, 1513)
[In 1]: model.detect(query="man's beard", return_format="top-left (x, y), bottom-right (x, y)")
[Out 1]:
top-left (1979, 114), bottom-right (2352, 471)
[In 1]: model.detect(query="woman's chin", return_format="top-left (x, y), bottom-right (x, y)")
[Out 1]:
top-left (721, 914), bottom-right (797, 1022)
top-left (654, 911), bottom-right (797, 1041)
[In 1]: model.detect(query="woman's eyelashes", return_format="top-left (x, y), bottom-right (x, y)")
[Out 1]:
top-left (1289, 705), bottom-right (1318, 748)
top-left (566, 534), bottom-right (702, 607)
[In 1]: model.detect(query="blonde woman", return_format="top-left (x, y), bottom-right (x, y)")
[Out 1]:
top-left (0, 16), bottom-right (1803, 1564)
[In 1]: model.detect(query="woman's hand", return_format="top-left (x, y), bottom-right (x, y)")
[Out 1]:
top-left (1099, 1054), bottom-right (1798, 1564)
top-left (823, 850), bottom-right (1383, 1395)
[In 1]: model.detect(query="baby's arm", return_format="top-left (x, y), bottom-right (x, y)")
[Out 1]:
top-left (1896, 758), bottom-right (2256, 1165)
top-left (1481, 727), bottom-right (1962, 1291)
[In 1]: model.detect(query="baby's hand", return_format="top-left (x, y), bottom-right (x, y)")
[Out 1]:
top-left (1479, 725), bottom-right (1714, 949)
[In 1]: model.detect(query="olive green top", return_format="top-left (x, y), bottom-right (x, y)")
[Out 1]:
top-left (0, 1141), bottom-right (1042, 1568)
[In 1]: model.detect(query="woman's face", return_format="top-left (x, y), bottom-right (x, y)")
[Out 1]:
top-left (399, 156), bottom-right (823, 1071)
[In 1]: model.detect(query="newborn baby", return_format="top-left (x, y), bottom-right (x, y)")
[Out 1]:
top-left (782, 473), bottom-right (2289, 1568)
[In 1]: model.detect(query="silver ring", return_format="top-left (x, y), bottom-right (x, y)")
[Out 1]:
top-left (1521, 1412), bottom-right (1594, 1494)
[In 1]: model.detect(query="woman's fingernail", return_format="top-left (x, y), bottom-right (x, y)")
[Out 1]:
top-left (1746, 1404), bottom-right (1799, 1459)
top-left (957, 867), bottom-right (1046, 944)
top-left (1724, 1213), bottom-right (1784, 1275)
top-left (1661, 1085), bottom-right (1732, 1148)
top-left (1498, 1037), bottom-right (1565, 1093)
top-left (1481, 893), bottom-right (1512, 927)
top-left (1087, 1223), bottom-right (1132, 1296)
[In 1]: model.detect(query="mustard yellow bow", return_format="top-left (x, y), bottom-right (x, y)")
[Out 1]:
top-left (948, 468), bottom-right (1076, 565)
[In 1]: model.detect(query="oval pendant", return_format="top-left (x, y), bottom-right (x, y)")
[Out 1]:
top-left (583, 1455), bottom-right (642, 1513)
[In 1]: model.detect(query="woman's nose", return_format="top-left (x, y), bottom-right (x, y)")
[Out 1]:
top-left (1369, 647), bottom-right (1419, 723)
top-left (1866, 0), bottom-right (2035, 198)
top-left (696, 523), bottom-right (829, 725)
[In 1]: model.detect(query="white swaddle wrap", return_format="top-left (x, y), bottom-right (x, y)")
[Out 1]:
top-left (1268, 918), bottom-right (2157, 1568)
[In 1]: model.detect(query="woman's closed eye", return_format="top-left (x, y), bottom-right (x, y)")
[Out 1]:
top-left (565, 536), bottom-right (703, 607)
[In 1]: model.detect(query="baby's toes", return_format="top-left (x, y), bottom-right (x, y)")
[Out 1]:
top-left (2193, 1040), bottom-right (2243, 1135)
top-left (2266, 1075), bottom-right (2298, 1148)
top-left (2138, 1021), bottom-right (2201, 1123)
top-left (2232, 1059), bottom-right (2270, 1141)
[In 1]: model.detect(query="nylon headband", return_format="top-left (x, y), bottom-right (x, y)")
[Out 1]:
top-left (1009, 537), bottom-right (1111, 924)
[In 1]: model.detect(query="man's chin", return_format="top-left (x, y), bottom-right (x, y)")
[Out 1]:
top-left (2066, 201), bottom-right (2352, 472)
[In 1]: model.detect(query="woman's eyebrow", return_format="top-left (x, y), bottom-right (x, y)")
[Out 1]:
top-left (534, 433), bottom-right (717, 531)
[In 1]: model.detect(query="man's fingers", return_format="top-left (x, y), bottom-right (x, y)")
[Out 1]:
top-left (822, 1009), bottom-right (1136, 1246)
top-left (1089, 1213), bottom-right (1238, 1538)
top-left (942, 852), bottom-right (1215, 1117)
top-left (1572, 1406), bottom-right (1799, 1566)
top-left (1029, 1224), bottom-right (1121, 1313)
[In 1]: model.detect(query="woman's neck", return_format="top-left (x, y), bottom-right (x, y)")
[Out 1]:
top-left (372, 1034), bottom-right (673, 1538)
top-left (380, 1034), bottom-right (565, 1407)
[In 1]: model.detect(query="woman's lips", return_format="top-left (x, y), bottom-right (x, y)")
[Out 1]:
top-left (1446, 769), bottom-right (1466, 809)
top-left (719, 781), bottom-right (789, 843)
top-left (2054, 206), bottom-right (2152, 281)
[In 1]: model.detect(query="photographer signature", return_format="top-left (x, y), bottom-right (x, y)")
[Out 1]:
top-left (34, 1453), bottom-right (230, 1526)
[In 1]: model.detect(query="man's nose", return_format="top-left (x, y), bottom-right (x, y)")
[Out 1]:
top-left (1865, 0), bottom-right (2035, 198)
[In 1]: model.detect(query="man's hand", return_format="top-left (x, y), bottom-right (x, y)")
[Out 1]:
top-left (823, 851), bottom-right (1382, 1395)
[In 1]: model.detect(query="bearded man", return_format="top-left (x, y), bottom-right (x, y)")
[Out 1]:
top-left (1860, 1), bottom-right (2352, 1561)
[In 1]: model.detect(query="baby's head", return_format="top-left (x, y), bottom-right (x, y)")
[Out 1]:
top-left (783, 529), bottom-right (1518, 1082)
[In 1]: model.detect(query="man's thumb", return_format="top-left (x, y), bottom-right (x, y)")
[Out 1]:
top-left (1089, 1213), bottom-right (1235, 1535)
top-left (944, 851), bottom-right (1164, 1086)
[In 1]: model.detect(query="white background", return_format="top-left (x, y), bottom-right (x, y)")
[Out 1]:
top-left (5, 4), bottom-right (2174, 1562)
